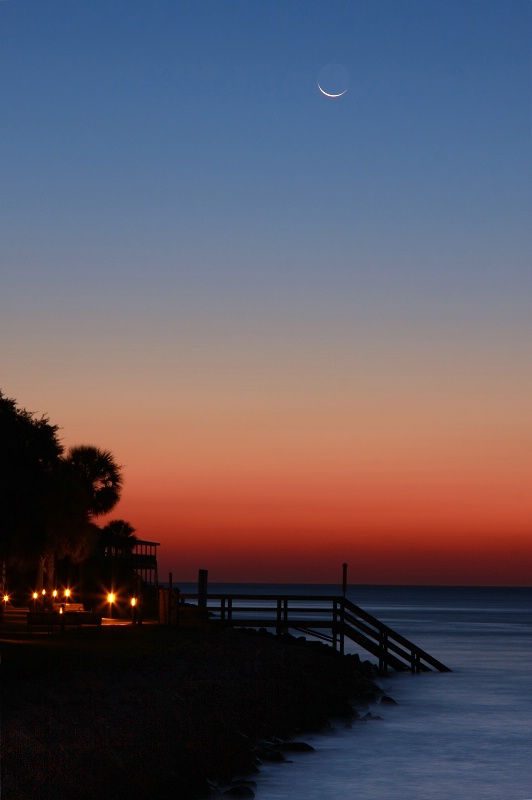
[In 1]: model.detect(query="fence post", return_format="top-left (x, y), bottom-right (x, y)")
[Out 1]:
top-left (198, 569), bottom-right (208, 611)
top-left (221, 595), bottom-right (226, 622)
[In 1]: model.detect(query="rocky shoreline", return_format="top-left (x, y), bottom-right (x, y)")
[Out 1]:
top-left (2, 623), bottom-right (387, 799)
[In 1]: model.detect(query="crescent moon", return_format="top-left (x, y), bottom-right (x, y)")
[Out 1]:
top-left (317, 83), bottom-right (347, 98)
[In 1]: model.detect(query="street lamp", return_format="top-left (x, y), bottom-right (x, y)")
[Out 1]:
top-left (131, 596), bottom-right (138, 625)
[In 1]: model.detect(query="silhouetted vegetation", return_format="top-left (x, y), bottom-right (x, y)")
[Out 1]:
top-left (0, 390), bottom-right (129, 599)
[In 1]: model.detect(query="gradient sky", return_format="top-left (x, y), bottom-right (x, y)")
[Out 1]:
top-left (1, 1), bottom-right (531, 585)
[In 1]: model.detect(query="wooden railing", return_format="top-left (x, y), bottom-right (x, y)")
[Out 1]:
top-left (178, 593), bottom-right (451, 673)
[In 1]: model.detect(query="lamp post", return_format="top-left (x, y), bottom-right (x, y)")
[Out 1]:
top-left (131, 596), bottom-right (138, 625)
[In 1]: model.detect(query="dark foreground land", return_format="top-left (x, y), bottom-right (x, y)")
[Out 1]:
top-left (1, 618), bottom-right (382, 799)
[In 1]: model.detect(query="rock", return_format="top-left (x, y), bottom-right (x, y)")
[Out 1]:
top-left (223, 787), bottom-right (255, 798)
top-left (261, 750), bottom-right (285, 762)
top-left (278, 741), bottom-right (315, 753)
top-left (380, 695), bottom-right (397, 705)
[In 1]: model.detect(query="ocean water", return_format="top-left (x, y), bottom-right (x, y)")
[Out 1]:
top-left (180, 583), bottom-right (532, 799)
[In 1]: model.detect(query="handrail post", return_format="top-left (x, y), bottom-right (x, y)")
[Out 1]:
top-left (379, 630), bottom-right (389, 674)
top-left (332, 599), bottom-right (338, 651)
top-left (276, 598), bottom-right (282, 635)
top-left (411, 650), bottom-right (420, 674)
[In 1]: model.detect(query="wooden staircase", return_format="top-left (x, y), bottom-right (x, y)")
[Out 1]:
top-left (178, 593), bottom-right (451, 674)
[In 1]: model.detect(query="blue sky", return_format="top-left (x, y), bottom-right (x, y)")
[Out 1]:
top-left (3, 1), bottom-right (530, 291)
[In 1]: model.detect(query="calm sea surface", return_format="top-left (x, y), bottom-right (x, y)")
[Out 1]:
top-left (178, 584), bottom-right (531, 799)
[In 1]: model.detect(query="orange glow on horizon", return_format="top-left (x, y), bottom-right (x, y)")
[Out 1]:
top-left (107, 483), bottom-right (531, 586)
top-left (85, 386), bottom-right (531, 588)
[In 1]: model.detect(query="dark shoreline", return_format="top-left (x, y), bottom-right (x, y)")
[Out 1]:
top-left (2, 622), bottom-right (382, 799)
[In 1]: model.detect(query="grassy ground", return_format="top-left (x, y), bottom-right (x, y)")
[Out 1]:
top-left (1, 610), bottom-right (380, 799)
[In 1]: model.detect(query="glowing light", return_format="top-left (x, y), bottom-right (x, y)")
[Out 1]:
top-left (108, 593), bottom-right (115, 604)
top-left (131, 597), bottom-right (137, 606)
top-left (65, 588), bottom-right (71, 598)
top-left (52, 589), bottom-right (58, 598)
top-left (41, 589), bottom-right (46, 596)
top-left (32, 592), bottom-right (38, 600)
top-left (3, 594), bottom-right (9, 603)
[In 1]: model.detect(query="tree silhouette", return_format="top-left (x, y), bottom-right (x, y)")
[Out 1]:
top-left (64, 445), bottom-right (123, 518)
top-left (40, 446), bottom-right (124, 588)
top-left (39, 460), bottom-right (101, 589)
top-left (0, 391), bottom-right (125, 592)
top-left (100, 519), bottom-right (137, 557)
top-left (0, 391), bottom-right (63, 570)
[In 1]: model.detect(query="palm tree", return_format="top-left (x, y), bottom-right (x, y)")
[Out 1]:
top-left (38, 446), bottom-right (123, 590)
top-left (65, 445), bottom-right (123, 518)
top-left (39, 460), bottom-right (100, 589)
top-left (97, 520), bottom-right (138, 606)
top-left (100, 519), bottom-right (137, 558)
